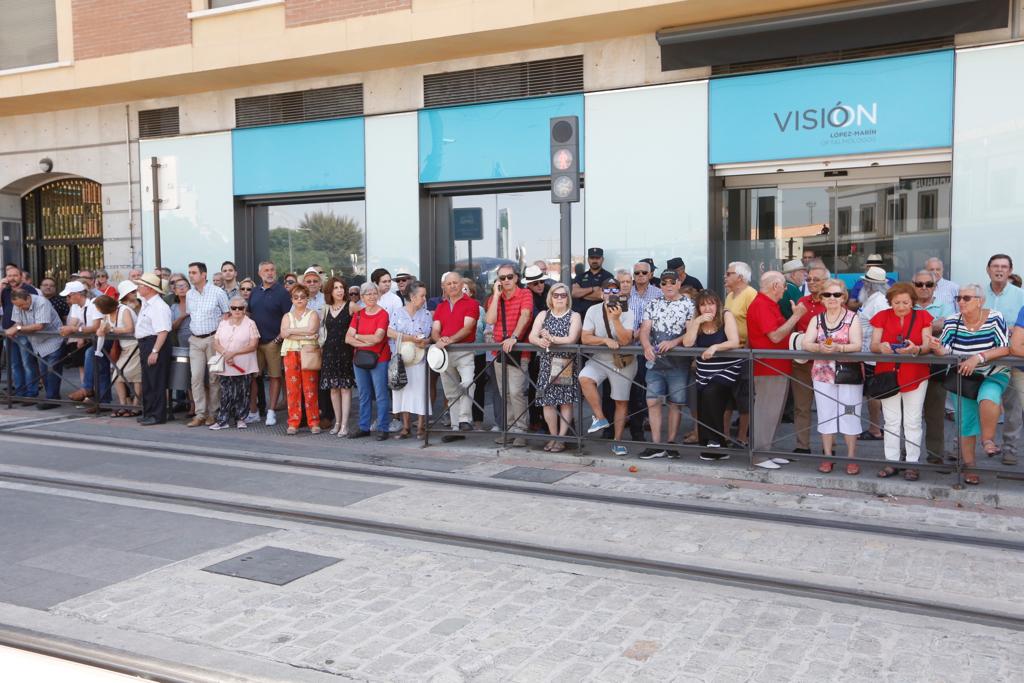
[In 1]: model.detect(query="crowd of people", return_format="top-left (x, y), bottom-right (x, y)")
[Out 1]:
top-left (3, 250), bottom-right (1024, 484)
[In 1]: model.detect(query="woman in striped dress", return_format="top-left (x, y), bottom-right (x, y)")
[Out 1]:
top-left (929, 284), bottom-right (1012, 485)
top-left (683, 290), bottom-right (742, 461)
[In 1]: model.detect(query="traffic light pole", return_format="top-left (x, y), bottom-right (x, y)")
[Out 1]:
top-left (559, 202), bottom-right (571, 287)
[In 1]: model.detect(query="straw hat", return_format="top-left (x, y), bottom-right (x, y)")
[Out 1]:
top-left (133, 272), bottom-right (167, 294)
top-left (426, 345), bottom-right (449, 373)
top-left (862, 266), bottom-right (888, 284)
top-left (400, 340), bottom-right (426, 366)
top-left (782, 259), bottom-right (806, 274)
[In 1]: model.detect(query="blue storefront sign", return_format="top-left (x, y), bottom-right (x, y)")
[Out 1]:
top-left (709, 50), bottom-right (954, 164)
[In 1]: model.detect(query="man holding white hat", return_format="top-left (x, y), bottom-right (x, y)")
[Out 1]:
top-left (133, 273), bottom-right (173, 425)
top-left (431, 271), bottom-right (479, 431)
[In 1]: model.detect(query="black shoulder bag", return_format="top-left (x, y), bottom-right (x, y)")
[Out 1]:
top-left (864, 309), bottom-right (916, 400)
top-left (351, 310), bottom-right (380, 370)
top-left (824, 311), bottom-right (864, 385)
top-left (941, 316), bottom-right (985, 400)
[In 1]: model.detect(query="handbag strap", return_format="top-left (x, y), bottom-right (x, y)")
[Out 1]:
top-left (499, 294), bottom-right (509, 339)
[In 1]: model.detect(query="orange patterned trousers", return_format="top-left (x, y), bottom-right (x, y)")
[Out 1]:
top-left (283, 351), bottom-right (320, 429)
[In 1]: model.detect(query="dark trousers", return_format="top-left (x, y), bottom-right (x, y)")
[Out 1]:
top-left (627, 360), bottom-right (649, 441)
top-left (924, 377), bottom-right (947, 458)
top-left (698, 382), bottom-right (733, 446)
top-left (218, 374), bottom-right (252, 425)
top-left (527, 353), bottom-right (543, 429)
top-left (91, 341), bottom-right (113, 404)
top-left (139, 335), bottom-right (170, 422)
top-left (40, 347), bottom-right (63, 400)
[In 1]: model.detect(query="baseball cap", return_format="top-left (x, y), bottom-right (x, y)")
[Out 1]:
top-left (59, 281), bottom-right (87, 296)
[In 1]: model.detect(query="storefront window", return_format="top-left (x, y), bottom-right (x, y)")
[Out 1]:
top-left (264, 199), bottom-right (367, 283)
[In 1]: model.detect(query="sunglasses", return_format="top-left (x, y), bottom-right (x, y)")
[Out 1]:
top-left (229, 306), bottom-right (246, 311)
top-left (913, 281), bottom-right (935, 288)
top-left (819, 292), bottom-right (844, 298)
top-left (396, 277), bottom-right (410, 282)
top-left (285, 280), bottom-right (297, 285)
top-left (603, 288), bottom-right (620, 295)
top-left (348, 291), bottom-right (360, 296)
top-left (954, 295), bottom-right (978, 302)
top-left (498, 274), bottom-right (516, 281)
top-left (551, 292), bottom-right (568, 299)
top-left (633, 271), bottom-right (650, 276)
top-left (240, 287), bottom-right (253, 292)
top-left (303, 280), bottom-right (318, 286)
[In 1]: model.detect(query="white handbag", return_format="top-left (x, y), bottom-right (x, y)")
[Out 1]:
top-left (208, 353), bottom-right (225, 374)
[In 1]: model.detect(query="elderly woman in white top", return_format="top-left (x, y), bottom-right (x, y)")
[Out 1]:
top-left (386, 281), bottom-right (432, 438)
top-left (212, 296), bottom-right (261, 430)
top-left (107, 281), bottom-right (142, 416)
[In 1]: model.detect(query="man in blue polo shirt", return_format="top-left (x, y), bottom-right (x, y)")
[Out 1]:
top-left (248, 261), bottom-right (292, 426)
top-left (985, 254), bottom-right (1024, 465)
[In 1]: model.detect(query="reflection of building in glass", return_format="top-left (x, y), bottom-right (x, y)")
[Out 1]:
top-left (267, 202), bottom-right (366, 280)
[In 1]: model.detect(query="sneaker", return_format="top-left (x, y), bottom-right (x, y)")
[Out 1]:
top-left (245, 411), bottom-right (260, 424)
top-left (1003, 452), bottom-right (1019, 466)
top-left (699, 443), bottom-right (729, 461)
top-left (611, 445), bottom-right (628, 456)
top-left (208, 422), bottom-right (228, 430)
top-left (490, 425), bottom-right (502, 433)
top-left (265, 410), bottom-right (277, 426)
top-left (458, 422), bottom-right (473, 432)
top-left (588, 417), bottom-right (610, 434)
top-left (754, 459), bottom-right (781, 469)
top-left (639, 448), bottom-right (666, 459)
top-left (665, 449), bottom-right (681, 459)
top-left (236, 421), bottom-right (248, 429)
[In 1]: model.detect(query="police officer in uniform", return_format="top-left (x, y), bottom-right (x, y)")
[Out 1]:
top-left (571, 247), bottom-right (614, 315)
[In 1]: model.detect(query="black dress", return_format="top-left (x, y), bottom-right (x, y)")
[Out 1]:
top-left (320, 305), bottom-right (355, 390)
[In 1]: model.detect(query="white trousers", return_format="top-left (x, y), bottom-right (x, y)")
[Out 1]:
top-left (879, 381), bottom-right (928, 463)
top-left (813, 380), bottom-right (863, 436)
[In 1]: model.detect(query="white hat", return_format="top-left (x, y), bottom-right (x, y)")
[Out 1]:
top-left (862, 266), bottom-right (888, 284)
top-left (782, 259), bottom-right (806, 274)
top-left (866, 254), bottom-right (884, 265)
top-left (522, 265), bottom-right (546, 284)
top-left (426, 345), bottom-right (449, 373)
top-left (133, 272), bottom-right (168, 294)
top-left (59, 281), bottom-right (87, 297)
top-left (789, 331), bottom-right (809, 364)
top-left (116, 280), bottom-right (137, 301)
top-left (302, 267), bottom-right (322, 280)
top-left (400, 340), bottom-right (425, 366)
top-left (395, 270), bottom-right (414, 279)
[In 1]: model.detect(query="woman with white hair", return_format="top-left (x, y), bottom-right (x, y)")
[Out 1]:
top-left (211, 296), bottom-right (260, 430)
top-left (346, 281), bottom-right (392, 440)
top-left (929, 284), bottom-right (1012, 485)
top-left (386, 280), bottom-right (432, 438)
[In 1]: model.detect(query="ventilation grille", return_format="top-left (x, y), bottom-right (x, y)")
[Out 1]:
top-left (424, 56), bottom-right (584, 108)
top-left (235, 84), bottom-right (364, 128)
top-left (138, 107), bottom-right (180, 138)
top-left (711, 38), bottom-right (953, 76)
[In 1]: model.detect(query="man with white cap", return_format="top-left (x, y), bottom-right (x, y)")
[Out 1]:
top-left (133, 273), bottom-right (173, 425)
top-left (6, 288), bottom-right (62, 407)
top-left (299, 267), bottom-right (326, 314)
top-left (394, 270), bottom-right (415, 303)
top-left (58, 280), bottom-right (102, 403)
top-left (779, 259), bottom-right (807, 319)
top-left (432, 271), bottom-right (479, 431)
top-left (186, 261), bottom-right (230, 427)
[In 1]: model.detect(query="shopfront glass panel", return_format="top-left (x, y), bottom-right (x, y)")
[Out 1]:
top-left (431, 189), bottom-right (584, 298)
top-left (263, 199), bottom-right (367, 284)
top-left (717, 174), bottom-right (951, 289)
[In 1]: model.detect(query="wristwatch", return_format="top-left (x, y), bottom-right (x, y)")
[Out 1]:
top-left (15, 325), bottom-right (21, 332)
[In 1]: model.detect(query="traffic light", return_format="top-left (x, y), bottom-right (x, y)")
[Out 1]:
top-left (550, 116), bottom-right (579, 204)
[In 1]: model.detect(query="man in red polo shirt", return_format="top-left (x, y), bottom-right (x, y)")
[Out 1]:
top-left (748, 271), bottom-right (806, 469)
top-left (788, 262), bottom-right (828, 454)
top-left (485, 264), bottom-right (533, 446)
top-left (432, 271), bottom-right (480, 431)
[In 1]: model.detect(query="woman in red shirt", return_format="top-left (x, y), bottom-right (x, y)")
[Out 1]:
top-left (869, 283), bottom-right (934, 480)
top-left (346, 282), bottom-right (392, 440)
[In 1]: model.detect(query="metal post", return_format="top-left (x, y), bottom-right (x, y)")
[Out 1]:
top-left (150, 157), bottom-right (162, 270)
top-left (501, 355), bottom-right (509, 447)
top-left (559, 203), bottom-right (571, 287)
top-left (747, 349), bottom-right (755, 467)
top-left (4, 342), bottom-right (11, 409)
top-left (423, 356), bottom-right (431, 448)
top-left (575, 344), bottom-right (583, 453)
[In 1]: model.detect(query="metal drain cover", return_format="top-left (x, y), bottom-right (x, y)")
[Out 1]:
top-left (492, 466), bottom-right (572, 484)
top-left (202, 546), bottom-right (341, 585)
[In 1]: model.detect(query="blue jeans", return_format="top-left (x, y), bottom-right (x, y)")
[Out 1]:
top-left (83, 342), bottom-right (95, 392)
top-left (90, 341), bottom-right (112, 404)
top-left (9, 338), bottom-right (39, 397)
top-left (354, 360), bottom-right (391, 432)
top-left (40, 347), bottom-right (63, 400)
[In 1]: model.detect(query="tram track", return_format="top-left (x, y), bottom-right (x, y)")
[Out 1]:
top-left (1, 466), bottom-right (1023, 633)
top-left (6, 428), bottom-right (1024, 554)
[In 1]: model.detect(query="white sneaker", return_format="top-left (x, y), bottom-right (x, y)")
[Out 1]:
top-left (754, 459), bottom-right (781, 469)
top-left (245, 411), bottom-right (260, 424)
top-left (771, 457), bottom-right (791, 465)
top-left (265, 410), bottom-right (277, 426)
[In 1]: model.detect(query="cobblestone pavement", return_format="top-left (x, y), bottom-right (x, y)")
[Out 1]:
top-left (53, 524), bottom-right (1024, 683)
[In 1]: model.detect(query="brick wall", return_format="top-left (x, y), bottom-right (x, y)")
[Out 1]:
top-left (286, 0), bottom-right (411, 28)
top-left (73, 0), bottom-right (192, 60)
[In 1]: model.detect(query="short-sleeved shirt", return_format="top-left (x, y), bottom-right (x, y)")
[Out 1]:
top-left (486, 287), bottom-right (534, 343)
top-left (47, 294), bottom-right (69, 323)
top-left (985, 283), bottom-right (1024, 324)
top-left (572, 268), bottom-right (614, 314)
top-left (680, 273), bottom-right (703, 290)
top-left (186, 283), bottom-right (230, 336)
top-left (11, 294), bottom-right (62, 357)
top-left (248, 281), bottom-right (292, 344)
top-left (642, 296), bottom-right (694, 370)
top-left (433, 295), bottom-right (479, 341)
top-left (351, 307), bottom-right (391, 362)
top-left (795, 294), bottom-right (827, 334)
top-left (627, 285), bottom-right (662, 331)
top-left (135, 295), bottom-right (172, 339)
top-left (724, 286), bottom-right (758, 345)
top-left (747, 292), bottom-right (791, 377)
top-left (935, 278), bottom-right (959, 310)
top-left (68, 299), bottom-right (94, 328)
top-left (780, 280), bottom-right (802, 319)
top-left (940, 311), bottom-right (1009, 378)
top-left (215, 317), bottom-right (260, 376)
top-left (583, 303), bottom-right (635, 367)
top-left (1016, 306), bottom-right (1024, 329)
top-left (871, 308), bottom-right (934, 391)
top-left (379, 291), bottom-right (403, 318)
top-left (2, 283), bottom-right (37, 328)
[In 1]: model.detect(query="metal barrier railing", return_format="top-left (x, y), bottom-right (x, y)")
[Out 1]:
top-left (5, 330), bottom-right (1023, 487)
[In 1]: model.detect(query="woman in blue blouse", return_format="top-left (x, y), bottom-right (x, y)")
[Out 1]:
top-left (929, 284), bottom-right (1011, 484)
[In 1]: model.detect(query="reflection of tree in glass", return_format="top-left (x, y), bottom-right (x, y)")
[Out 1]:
top-left (269, 210), bottom-right (363, 276)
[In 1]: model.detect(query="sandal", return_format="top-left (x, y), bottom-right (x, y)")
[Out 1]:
top-left (982, 440), bottom-right (1002, 457)
top-left (543, 440), bottom-right (554, 452)
top-left (683, 432), bottom-right (699, 445)
top-left (286, 427), bottom-right (298, 435)
top-left (877, 466), bottom-right (898, 478)
top-left (845, 462), bottom-right (860, 476)
top-left (549, 441), bottom-right (566, 453)
top-left (964, 472), bottom-right (981, 485)
top-left (859, 432), bottom-right (883, 441)
top-left (396, 429), bottom-right (410, 439)
top-left (903, 468), bottom-right (919, 481)
top-left (818, 461), bottom-right (833, 473)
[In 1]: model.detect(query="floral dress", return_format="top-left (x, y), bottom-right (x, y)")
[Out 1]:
top-left (320, 305), bottom-right (355, 390)
top-left (811, 310), bottom-right (856, 384)
top-left (535, 309), bottom-right (578, 406)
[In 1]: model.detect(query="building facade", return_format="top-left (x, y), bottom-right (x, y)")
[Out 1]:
top-left (1, 0), bottom-right (1022, 291)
